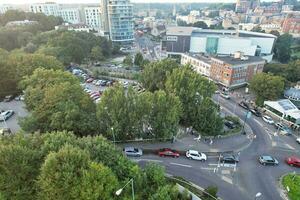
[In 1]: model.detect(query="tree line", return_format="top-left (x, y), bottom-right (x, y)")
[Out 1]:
top-left (0, 131), bottom-right (192, 200)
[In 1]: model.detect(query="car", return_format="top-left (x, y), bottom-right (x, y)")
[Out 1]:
top-left (14, 95), bottom-right (25, 101)
top-left (239, 101), bottom-right (249, 110)
top-left (262, 115), bottom-right (274, 124)
top-left (92, 96), bottom-right (100, 101)
top-left (3, 95), bottom-right (13, 102)
top-left (220, 154), bottom-right (239, 163)
top-left (296, 138), bottom-right (300, 144)
top-left (258, 155), bottom-right (278, 166)
top-left (158, 148), bottom-right (180, 158)
top-left (0, 128), bottom-right (11, 135)
top-left (95, 98), bottom-right (101, 104)
top-left (186, 150), bottom-right (207, 161)
top-left (90, 93), bottom-right (100, 98)
top-left (224, 121), bottom-right (236, 129)
top-left (86, 78), bottom-right (94, 83)
top-left (123, 147), bottom-right (143, 157)
top-left (100, 80), bottom-right (107, 86)
top-left (0, 110), bottom-right (14, 121)
top-left (250, 108), bottom-right (261, 117)
top-left (285, 156), bottom-right (300, 167)
top-left (220, 92), bottom-right (230, 99)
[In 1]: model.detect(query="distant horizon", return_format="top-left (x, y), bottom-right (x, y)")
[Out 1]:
top-left (0, 0), bottom-right (281, 5)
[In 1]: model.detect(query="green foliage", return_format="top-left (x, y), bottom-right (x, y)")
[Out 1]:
top-left (134, 52), bottom-right (144, 66)
top-left (251, 26), bottom-right (265, 33)
top-left (0, 52), bottom-right (63, 98)
top-left (90, 46), bottom-right (104, 62)
top-left (140, 59), bottom-right (179, 92)
top-left (192, 21), bottom-right (208, 29)
top-left (20, 69), bottom-right (99, 136)
top-left (202, 186), bottom-right (218, 200)
top-left (123, 54), bottom-right (133, 66)
top-left (264, 61), bottom-right (300, 84)
top-left (282, 174), bottom-right (300, 200)
top-left (0, 132), bottom-right (183, 200)
top-left (270, 30), bottom-right (280, 37)
top-left (250, 73), bottom-right (285, 106)
top-left (274, 33), bottom-right (293, 63)
top-left (97, 85), bottom-right (182, 140)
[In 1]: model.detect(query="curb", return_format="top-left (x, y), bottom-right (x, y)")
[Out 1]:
top-left (278, 173), bottom-right (291, 200)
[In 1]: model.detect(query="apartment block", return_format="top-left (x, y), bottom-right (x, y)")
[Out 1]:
top-left (84, 6), bottom-right (101, 30)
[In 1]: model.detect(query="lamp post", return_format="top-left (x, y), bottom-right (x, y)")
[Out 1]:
top-left (111, 127), bottom-right (116, 148)
top-left (255, 192), bottom-right (262, 200)
top-left (115, 178), bottom-right (134, 200)
top-left (242, 111), bottom-right (251, 135)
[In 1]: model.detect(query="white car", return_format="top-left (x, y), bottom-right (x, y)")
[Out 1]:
top-left (262, 115), bottom-right (274, 124)
top-left (186, 150), bottom-right (207, 161)
top-left (296, 138), bottom-right (300, 144)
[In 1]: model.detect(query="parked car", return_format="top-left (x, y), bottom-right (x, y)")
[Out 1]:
top-left (14, 95), bottom-right (25, 101)
top-left (123, 147), bottom-right (143, 157)
top-left (0, 128), bottom-right (11, 135)
top-left (86, 78), bottom-right (94, 83)
top-left (220, 154), bottom-right (239, 163)
top-left (158, 148), bottom-right (180, 158)
top-left (220, 92), bottom-right (230, 99)
top-left (258, 155), bottom-right (278, 166)
top-left (239, 101), bottom-right (249, 110)
top-left (224, 121), bottom-right (236, 129)
top-left (285, 156), bottom-right (300, 167)
top-left (275, 123), bottom-right (292, 135)
top-left (250, 108), bottom-right (261, 117)
top-left (186, 150), bottom-right (207, 161)
top-left (92, 80), bottom-right (98, 85)
top-left (0, 110), bottom-right (14, 121)
top-left (3, 95), bottom-right (13, 102)
top-left (296, 138), bottom-right (300, 144)
top-left (100, 80), bottom-right (107, 86)
top-left (262, 115), bottom-right (274, 124)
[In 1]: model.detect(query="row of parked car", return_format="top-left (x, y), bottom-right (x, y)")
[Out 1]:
top-left (123, 146), bottom-right (300, 167)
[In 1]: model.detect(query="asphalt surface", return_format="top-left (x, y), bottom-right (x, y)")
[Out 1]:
top-left (129, 94), bottom-right (300, 200)
top-left (135, 35), bottom-right (159, 61)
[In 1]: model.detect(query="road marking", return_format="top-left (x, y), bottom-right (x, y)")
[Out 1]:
top-left (133, 159), bottom-right (163, 163)
top-left (221, 176), bottom-right (233, 184)
top-left (207, 156), bottom-right (219, 158)
top-left (170, 162), bottom-right (192, 168)
top-left (272, 141), bottom-right (277, 147)
top-left (221, 170), bottom-right (230, 175)
top-left (254, 118), bottom-right (263, 127)
top-left (208, 163), bottom-right (219, 166)
top-left (285, 144), bottom-right (295, 150)
top-left (200, 167), bottom-right (215, 170)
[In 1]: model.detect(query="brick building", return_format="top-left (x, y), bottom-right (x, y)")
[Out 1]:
top-left (282, 17), bottom-right (300, 34)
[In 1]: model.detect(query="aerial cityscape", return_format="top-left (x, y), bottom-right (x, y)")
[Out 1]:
top-left (0, 0), bottom-right (300, 200)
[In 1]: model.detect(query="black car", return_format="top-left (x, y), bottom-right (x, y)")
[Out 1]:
top-left (220, 154), bottom-right (239, 163)
top-left (239, 101), bottom-right (249, 110)
top-left (224, 121), bottom-right (236, 129)
top-left (250, 108), bottom-right (261, 117)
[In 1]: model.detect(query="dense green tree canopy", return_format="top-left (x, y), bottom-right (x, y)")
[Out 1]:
top-left (274, 33), bottom-right (293, 63)
top-left (264, 61), bottom-right (300, 84)
top-left (250, 73), bottom-right (285, 106)
top-left (134, 52), bottom-right (144, 66)
top-left (140, 59), bottom-right (179, 92)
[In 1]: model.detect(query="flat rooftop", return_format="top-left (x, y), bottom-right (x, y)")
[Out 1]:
top-left (212, 55), bottom-right (265, 65)
top-left (166, 26), bottom-right (196, 36)
top-left (184, 53), bottom-right (212, 64)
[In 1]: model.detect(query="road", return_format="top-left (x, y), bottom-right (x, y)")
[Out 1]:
top-left (130, 94), bottom-right (300, 200)
top-left (135, 35), bottom-right (159, 61)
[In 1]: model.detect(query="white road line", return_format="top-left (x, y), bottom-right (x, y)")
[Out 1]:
top-left (208, 163), bottom-right (219, 166)
top-left (170, 162), bottom-right (192, 168)
top-left (200, 167), bottom-right (216, 170)
top-left (221, 176), bottom-right (233, 184)
top-left (272, 141), bottom-right (277, 147)
top-left (284, 144), bottom-right (295, 150)
top-left (134, 159), bottom-right (163, 163)
top-left (254, 118), bottom-right (264, 127)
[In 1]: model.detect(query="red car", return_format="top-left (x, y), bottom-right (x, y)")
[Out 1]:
top-left (286, 156), bottom-right (300, 167)
top-left (158, 148), bottom-right (180, 158)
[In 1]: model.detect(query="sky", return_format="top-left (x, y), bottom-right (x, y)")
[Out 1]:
top-left (0, 0), bottom-right (278, 5)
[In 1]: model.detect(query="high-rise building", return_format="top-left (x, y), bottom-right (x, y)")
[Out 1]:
top-left (60, 8), bottom-right (81, 24)
top-left (101, 0), bottom-right (134, 43)
top-left (84, 7), bottom-right (101, 30)
top-left (0, 4), bottom-right (13, 14)
top-left (235, 0), bottom-right (260, 13)
top-left (30, 2), bottom-right (60, 16)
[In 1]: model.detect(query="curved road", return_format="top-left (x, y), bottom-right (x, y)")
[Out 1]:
top-left (133, 95), bottom-right (300, 200)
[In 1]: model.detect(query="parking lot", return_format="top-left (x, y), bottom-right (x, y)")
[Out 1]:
top-left (0, 100), bottom-right (28, 133)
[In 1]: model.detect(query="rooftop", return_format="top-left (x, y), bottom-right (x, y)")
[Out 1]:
top-left (184, 53), bottom-right (212, 65)
top-left (166, 26), bottom-right (195, 36)
top-left (212, 55), bottom-right (265, 65)
top-left (264, 99), bottom-right (300, 120)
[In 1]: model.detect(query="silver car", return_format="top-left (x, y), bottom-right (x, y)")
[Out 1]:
top-left (123, 147), bottom-right (143, 157)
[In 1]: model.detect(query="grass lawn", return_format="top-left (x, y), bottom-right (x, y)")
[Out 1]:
top-left (282, 174), bottom-right (300, 200)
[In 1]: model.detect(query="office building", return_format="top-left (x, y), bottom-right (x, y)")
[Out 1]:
top-left (60, 8), bottom-right (81, 24)
top-left (101, 0), bottom-right (134, 43)
top-left (0, 4), bottom-right (13, 14)
top-left (210, 52), bottom-right (265, 88)
top-left (30, 2), bottom-right (60, 16)
top-left (84, 6), bottom-right (101, 30)
top-left (163, 27), bottom-right (277, 62)
top-left (181, 53), bottom-right (212, 78)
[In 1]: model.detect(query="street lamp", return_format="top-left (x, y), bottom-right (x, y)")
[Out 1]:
top-left (242, 111), bottom-right (251, 135)
top-left (255, 192), bottom-right (262, 200)
top-left (115, 178), bottom-right (134, 200)
top-left (111, 127), bottom-right (116, 147)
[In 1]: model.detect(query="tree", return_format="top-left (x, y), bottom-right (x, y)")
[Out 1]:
top-left (90, 46), bottom-right (104, 62)
top-left (140, 59), bottom-right (179, 92)
top-left (202, 186), bottom-right (218, 200)
top-left (251, 26), bottom-right (265, 33)
top-left (134, 52), bottom-right (144, 66)
top-left (177, 19), bottom-right (188, 26)
top-left (274, 33), bottom-right (293, 63)
top-left (38, 145), bottom-right (118, 200)
top-left (250, 73), bottom-right (285, 106)
top-left (123, 54), bottom-right (133, 66)
top-left (285, 60), bottom-right (300, 83)
top-left (20, 69), bottom-right (99, 136)
top-left (192, 21), bottom-right (208, 29)
top-left (165, 66), bottom-right (217, 124)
